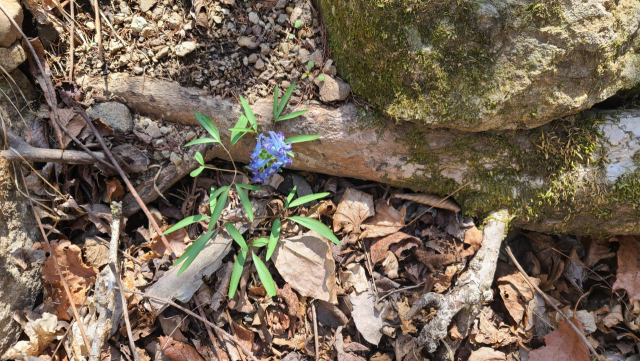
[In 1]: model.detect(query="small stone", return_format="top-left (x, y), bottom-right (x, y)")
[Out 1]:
top-left (248, 53), bottom-right (258, 64)
top-left (151, 7), bottom-right (164, 21)
top-left (160, 126), bottom-right (172, 135)
top-left (133, 66), bottom-right (144, 75)
top-left (130, 16), bottom-right (147, 33)
top-left (309, 49), bottom-right (323, 67)
top-left (242, 56), bottom-right (249, 66)
top-left (155, 46), bottom-right (170, 59)
top-left (275, 0), bottom-right (287, 9)
top-left (0, 41), bottom-right (26, 73)
top-left (145, 122), bottom-right (163, 138)
top-left (277, 13), bottom-right (289, 25)
top-left (175, 41), bottom-right (196, 56)
top-left (87, 102), bottom-right (134, 133)
top-left (279, 42), bottom-right (291, 54)
top-left (238, 36), bottom-right (260, 49)
top-left (258, 68), bottom-right (276, 83)
top-left (248, 12), bottom-right (259, 24)
top-left (254, 58), bottom-right (265, 70)
top-left (212, 15), bottom-right (222, 23)
top-left (298, 48), bottom-right (310, 63)
top-left (108, 39), bottom-right (124, 54)
top-left (0, 0), bottom-right (23, 47)
top-left (140, 0), bottom-right (157, 12)
top-left (170, 152), bottom-right (183, 166)
top-left (85, 21), bottom-right (96, 31)
top-left (113, 14), bottom-right (126, 24)
top-left (166, 13), bottom-right (182, 29)
top-left (325, 65), bottom-right (337, 76)
top-left (252, 24), bottom-right (262, 36)
top-left (260, 43), bottom-right (270, 55)
top-left (185, 130), bottom-right (197, 141)
top-left (281, 80), bottom-right (291, 89)
top-left (140, 25), bottom-right (156, 37)
top-left (318, 76), bottom-right (351, 102)
top-left (161, 150), bottom-right (171, 158)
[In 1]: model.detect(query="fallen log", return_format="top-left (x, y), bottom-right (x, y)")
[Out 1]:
top-left (85, 74), bottom-right (640, 235)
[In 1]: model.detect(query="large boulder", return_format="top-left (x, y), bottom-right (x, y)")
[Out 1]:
top-left (0, 0), bottom-right (23, 48)
top-left (317, 0), bottom-right (640, 131)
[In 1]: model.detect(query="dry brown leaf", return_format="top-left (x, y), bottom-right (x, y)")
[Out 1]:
top-left (468, 347), bottom-right (506, 361)
top-left (612, 236), bottom-right (640, 303)
top-left (350, 290), bottom-right (383, 345)
top-left (597, 304), bottom-right (623, 329)
top-left (391, 193), bottom-right (461, 212)
top-left (360, 199), bottom-right (405, 239)
top-left (369, 232), bottom-right (422, 264)
top-left (11, 248), bottom-right (46, 270)
top-left (339, 263), bottom-right (370, 293)
top-left (272, 231), bottom-right (338, 303)
top-left (335, 326), bottom-right (367, 361)
top-left (42, 240), bottom-right (97, 320)
top-left (158, 336), bottom-right (205, 361)
top-left (528, 317), bottom-right (590, 361)
top-left (381, 251), bottom-right (399, 279)
top-left (432, 265), bottom-right (459, 293)
top-left (460, 226), bottom-right (482, 257)
top-left (105, 177), bottom-right (125, 201)
top-left (81, 203), bottom-right (112, 234)
top-left (315, 300), bottom-right (348, 329)
top-left (396, 298), bottom-right (417, 334)
top-left (2, 313), bottom-right (67, 358)
top-left (333, 188), bottom-right (374, 235)
top-left (152, 226), bottom-right (187, 257)
top-left (470, 307), bottom-right (517, 347)
top-left (112, 144), bottom-right (150, 173)
top-left (495, 262), bottom-right (539, 325)
top-left (82, 237), bottom-right (110, 268)
top-left (232, 322), bottom-right (255, 352)
top-left (57, 108), bottom-right (86, 147)
top-left (266, 304), bottom-right (290, 335)
top-left (582, 237), bottom-right (615, 268)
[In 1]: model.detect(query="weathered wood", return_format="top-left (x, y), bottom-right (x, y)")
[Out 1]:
top-left (85, 74), bottom-right (640, 235)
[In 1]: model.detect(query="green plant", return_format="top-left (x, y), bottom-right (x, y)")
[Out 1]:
top-left (164, 83), bottom-right (337, 299)
top-left (301, 61), bottom-right (315, 79)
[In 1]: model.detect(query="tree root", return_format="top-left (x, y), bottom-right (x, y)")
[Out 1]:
top-left (405, 210), bottom-right (510, 353)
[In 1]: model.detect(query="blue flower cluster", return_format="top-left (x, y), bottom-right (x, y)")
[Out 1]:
top-left (249, 131), bottom-right (293, 183)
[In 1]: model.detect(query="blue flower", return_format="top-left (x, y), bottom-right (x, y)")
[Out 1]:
top-left (248, 132), bottom-right (292, 183)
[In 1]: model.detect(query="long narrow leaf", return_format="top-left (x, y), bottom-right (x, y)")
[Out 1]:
top-left (273, 84), bottom-right (279, 121)
top-left (209, 187), bottom-right (217, 231)
top-left (229, 250), bottom-right (247, 298)
top-left (176, 231), bottom-right (214, 275)
top-left (184, 138), bottom-right (219, 147)
top-left (287, 192), bottom-right (331, 208)
top-left (207, 186), bottom-right (228, 203)
top-left (194, 152), bottom-right (205, 166)
top-left (252, 252), bottom-right (276, 297)
top-left (266, 218), bottom-right (281, 261)
top-left (239, 96), bottom-right (257, 131)
top-left (286, 134), bottom-right (320, 144)
top-left (235, 184), bottom-right (254, 222)
top-left (190, 166), bottom-right (204, 177)
top-left (276, 83), bottom-right (296, 119)
top-left (194, 111), bottom-right (220, 142)
top-left (230, 115), bottom-right (249, 146)
top-left (287, 216), bottom-right (340, 245)
top-left (164, 214), bottom-right (210, 234)
top-left (225, 223), bottom-right (247, 251)
top-left (236, 184), bottom-right (262, 191)
top-left (210, 186), bottom-right (229, 227)
top-left (228, 128), bottom-right (257, 133)
top-left (252, 238), bottom-right (269, 247)
top-left (285, 186), bottom-right (297, 208)
top-left (275, 110), bottom-right (308, 122)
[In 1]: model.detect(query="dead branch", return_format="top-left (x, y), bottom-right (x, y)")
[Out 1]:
top-left (405, 209), bottom-right (510, 353)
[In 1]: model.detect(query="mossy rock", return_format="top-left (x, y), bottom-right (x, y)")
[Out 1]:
top-left (318, 0), bottom-right (640, 131)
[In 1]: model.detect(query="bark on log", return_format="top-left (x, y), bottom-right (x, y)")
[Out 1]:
top-left (85, 74), bottom-right (640, 235)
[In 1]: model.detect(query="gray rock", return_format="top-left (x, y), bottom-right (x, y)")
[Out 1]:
top-left (260, 43), bottom-right (270, 55)
top-left (317, 76), bottom-right (351, 102)
top-left (254, 58), bottom-right (265, 70)
top-left (170, 152), bottom-right (183, 166)
top-left (166, 12), bottom-right (182, 29)
top-left (248, 11), bottom-right (260, 24)
top-left (309, 49), bottom-right (323, 67)
top-left (298, 48), bottom-right (310, 64)
top-left (133, 66), bottom-right (144, 75)
top-left (279, 42), bottom-right (291, 54)
top-left (155, 46), bottom-right (170, 59)
top-left (281, 80), bottom-right (291, 89)
top-left (151, 6), bottom-right (164, 20)
top-left (258, 68), bottom-right (276, 83)
top-left (289, 0), bottom-right (312, 28)
top-left (0, 41), bottom-right (25, 73)
top-left (185, 130), bottom-right (197, 141)
top-left (145, 122), bottom-right (163, 138)
top-left (130, 16), bottom-right (147, 32)
top-left (108, 39), bottom-right (124, 54)
top-left (238, 36), bottom-right (260, 49)
top-left (140, 25), bottom-right (156, 37)
top-left (140, 0), bottom-right (157, 12)
top-left (277, 13), bottom-right (289, 25)
top-left (160, 125), bottom-right (172, 135)
top-left (0, 0), bottom-right (23, 47)
top-left (252, 24), bottom-right (262, 36)
top-left (248, 53), bottom-right (258, 64)
top-left (275, 0), bottom-right (287, 9)
top-left (175, 41), bottom-right (196, 56)
top-left (113, 14), bottom-right (126, 24)
top-left (87, 102), bottom-right (134, 133)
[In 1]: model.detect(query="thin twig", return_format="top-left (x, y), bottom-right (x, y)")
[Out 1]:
top-left (68, 0), bottom-right (75, 81)
top-left (95, 236), bottom-right (142, 265)
top-left (109, 262), bottom-right (141, 361)
top-left (504, 244), bottom-right (599, 358)
top-left (117, 287), bottom-right (259, 361)
top-left (18, 168), bottom-right (91, 349)
top-left (193, 297), bottom-right (219, 355)
top-left (403, 180), bottom-right (473, 228)
top-left (378, 281), bottom-right (426, 302)
top-left (73, 105), bottom-right (176, 257)
top-left (312, 301), bottom-right (319, 361)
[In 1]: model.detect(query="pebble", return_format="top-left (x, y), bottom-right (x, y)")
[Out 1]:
top-left (155, 46), bottom-right (170, 59)
top-left (275, 0), bottom-right (287, 9)
top-left (309, 49), bottom-right (323, 67)
top-left (175, 41), bottom-right (196, 56)
top-left (160, 126), bottom-right (173, 135)
top-left (86, 21), bottom-right (96, 31)
top-left (87, 102), bottom-right (134, 133)
top-left (161, 150), bottom-right (171, 158)
top-left (248, 53), bottom-right (258, 64)
top-left (185, 130), bottom-right (197, 141)
top-left (255, 58), bottom-right (265, 70)
top-left (317, 75), bottom-right (351, 102)
top-left (238, 36), bottom-right (260, 49)
top-left (170, 152), bottom-right (183, 166)
top-left (167, 13), bottom-right (182, 29)
top-left (260, 43), bottom-right (270, 55)
top-left (130, 16), bottom-right (147, 33)
top-left (140, 25), bottom-right (156, 37)
top-left (277, 14), bottom-right (289, 25)
top-left (133, 66), bottom-right (144, 75)
top-left (298, 48), bottom-right (310, 63)
top-left (258, 68), bottom-right (276, 83)
top-left (248, 12), bottom-right (260, 24)
top-left (281, 80), bottom-right (291, 89)
top-left (113, 14), bottom-right (125, 24)
top-left (145, 122), bottom-right (163, 138)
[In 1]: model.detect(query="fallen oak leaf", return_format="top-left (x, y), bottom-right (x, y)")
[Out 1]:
top-left (333, 188), bottom-right (374, 236)
top-left (360, 199), bottom-right (405, 239)
top-left (369, 232), bottom-right (421, 264)
top-left (2, 313), bottom-right (67, 358)
top-left (528, 317), bottom-right (590, 361)
top-left (158, 336), bottom-right (205, 361)
top-left (611, 236), bottom-right (640, 303)
top-left (468, 347), bottom-right (506, 361)
top-left (105, 177), bottom-right (125, 201)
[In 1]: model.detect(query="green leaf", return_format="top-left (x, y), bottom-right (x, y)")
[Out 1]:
top-left (239, 96), bottom-right (258, 132)
top-left (228, 127), bottom-right (257, 133)
top-left (287, 192), bottom-right (331, 208)
top-left (285, 186), bottom-right (297, 208)
top-left (306, 61), bottom-right (314, 69)
top-left (210, 186), bottom-right (229, 227)
top-left (175, 231), bottom-right (215, 275)
top-left (317, 74), bottom-right (325, 82)
top-left (164, 214), bottom-right (210, 234)
top-left (273, 84), bottom-right (279, 121)
top-left (235, 184), bottom-right (254, 222)
top-left (190, 166), bottom-right (204, 177)
top-left (289, 33), bottom-right (295, 39)
top-left (252, 238), bottom-right (269, 247)
top-left (266, 218), bottom-right (281, 261)
top-left (184, 138), bottom-right (219, 147)
top-left (287, 216), bottom-right (340, 245)
top-left (252, 252), bottom-right (276, 297)
top-left (294, 19), bottom-right (302, 28)
top-left (194, 152), bottom-right (205, 166)
top-left (230, 115), bottom-right (249, 146)
top-left (225, 223), bottom-right (248, 251)
top-left (207, 186), bottom-right (228, 203)
top-left (285, 134), bottom-right (320, 144)
top-left (275, 110), bottom-right (308, 122)
top-left (276, 83), bottom-right (296, 119)
top-left (236, 184), bottom-right (262, 191)
top-left (209, 187), bottom-right (217, 231)
top-left (193, 111), bottom-right (220, 142)
top-left (229, 249), bottom-right (247, 298)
